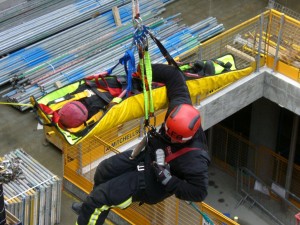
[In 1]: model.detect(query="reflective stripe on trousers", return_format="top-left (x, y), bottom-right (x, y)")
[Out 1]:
top-left (76, 197), bottom-right (132, 225)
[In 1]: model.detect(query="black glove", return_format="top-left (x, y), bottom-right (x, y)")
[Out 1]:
top-left (153, 162), bottom-right (172, 185)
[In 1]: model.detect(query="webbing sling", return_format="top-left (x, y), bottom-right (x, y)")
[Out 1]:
top-left (119, 50), bottom-right (135, 97)
top-left (148, 32), bottom-right (181, 70)
top-left (139, 49), bottom-right (148, 120)
top-left (165, 147), bottom-right (201, 163)
top-left (144, 50), bottom-right (154, 115)
top-left (65, 110), bottom-right (104, 133)
top-left (47, 89), bottom-right (95, 110)
top-left (85, 74), bottom-right (122, 97)
top-left (86, 50), bottom-right (136, 106)
top-left (138, 47), bottom-right (154, 125)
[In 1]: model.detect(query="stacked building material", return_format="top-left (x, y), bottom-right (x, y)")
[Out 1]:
top-left (0, 0), bottom-right (132, 56)
top-left (0, 0), bottom-right (166, 87)
top-left (3, 148), bottom-right (62, 225)
top-left (0, 0), bottom-right (74, 31)
top-left (0, 0), bottom-right (224, 111)
top-left (3, 17), bottom-right (224, 111)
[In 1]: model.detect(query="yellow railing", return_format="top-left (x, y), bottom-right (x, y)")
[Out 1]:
top-left (212, 124), bottom-right (300, 224)
top-left (63, 8), bottom-right (300, 225)
top-left (180, 9), bottom-right (300, 82)
top-left (63, 113), bottom-right (240, 224)
top-left (265, 9), bottom-right (300, 81)
top-left (212, 124), bottom-right (300, 203)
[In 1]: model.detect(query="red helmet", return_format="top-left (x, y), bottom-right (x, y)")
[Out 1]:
top-left (58, 101), bottom-right (88, 128)
top-left (165, 104), bottom-right (201, 143)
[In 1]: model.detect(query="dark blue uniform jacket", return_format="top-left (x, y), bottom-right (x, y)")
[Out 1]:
top-left (133, 64), bottom-right (210, 204)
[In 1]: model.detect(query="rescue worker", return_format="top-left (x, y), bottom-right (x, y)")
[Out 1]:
top-left (72, 63), bottom-right (211, 225)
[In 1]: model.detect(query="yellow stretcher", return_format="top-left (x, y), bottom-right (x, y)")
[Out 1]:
top-left (31, 54), bottom-right (254, 147)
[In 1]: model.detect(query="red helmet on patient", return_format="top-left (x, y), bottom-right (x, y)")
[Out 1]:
top-left (58, 101), bottom-right (88, 128)
top-left (165, 104), bottom-right (201, 143)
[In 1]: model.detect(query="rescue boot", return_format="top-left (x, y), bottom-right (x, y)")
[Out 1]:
top-left (72, 202), bottom-right (83, 215)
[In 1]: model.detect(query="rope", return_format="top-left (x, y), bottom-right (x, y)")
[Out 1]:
top-left (186, 201), bottom-right (214, 225)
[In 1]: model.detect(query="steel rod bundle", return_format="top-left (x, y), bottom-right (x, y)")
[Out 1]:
top-left (0, 0), bottom-right (165, 87)
top-left (0, 1), bottom-right (224, 111)
top-left (0, 0), bottom-right (75, 32)
top-left (0, 0), bottom-right (132, 56)
top-left (3, 148), bottom-right (62, 225)
top-left (4, 17), bottom-right (224, 111)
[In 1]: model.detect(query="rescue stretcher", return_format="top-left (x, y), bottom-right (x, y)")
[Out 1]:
top-left (31, 54), bottom-right (254, 146)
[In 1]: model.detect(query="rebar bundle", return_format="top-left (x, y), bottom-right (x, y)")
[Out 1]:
top-left (0, 0), bottom-right (75, 31)
top-left (0, 0), bottom-right (224, 111)
top-left (0, 0), bottom-right (132, 56)
top-left (0, 0), bottom-right (165, 87)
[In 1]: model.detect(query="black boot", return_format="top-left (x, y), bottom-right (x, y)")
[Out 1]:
top-left (72, 202), bottom-right (83, 215)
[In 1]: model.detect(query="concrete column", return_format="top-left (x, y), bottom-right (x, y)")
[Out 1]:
top-left (248, 98), bottom-right (280, 175)
top-left (285, 114), bottom-right (299, 194)
top-left (249, 98), bottom-right (280, 149)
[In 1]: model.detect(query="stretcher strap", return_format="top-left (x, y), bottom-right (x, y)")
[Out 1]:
top-left (38, 104), bottom-right (60, 124)
top-left (48, 90), bottom-right (91, 110)
top-left (138, 46), bottom-right (154, 126)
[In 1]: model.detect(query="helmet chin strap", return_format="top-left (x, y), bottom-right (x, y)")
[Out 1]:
top-left (156, 124), bottom-right (178, 144)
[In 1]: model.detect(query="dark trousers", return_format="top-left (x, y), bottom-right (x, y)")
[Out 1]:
top-left (76, 150), bottom-right (143, 225)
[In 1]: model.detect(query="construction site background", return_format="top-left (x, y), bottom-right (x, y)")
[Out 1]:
top-left (0, 0), bottom-right (300, 225)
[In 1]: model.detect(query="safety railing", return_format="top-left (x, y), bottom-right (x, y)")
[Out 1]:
top-left (265, 9), bottom-right (300, 81)
top-left (211, 124), bottom-right (300, 224)
top-left (267, 0), bottom-right (300, 21)
top-left (180, 7), bottom-right (300, 83)
top-left (255, 146), bottom-right (300, 205)
top-left (63, 8), bottom-right (300, 225)
top-left (236, 167), bottom-right (300, 225)
top-left (63, 120), bottom-right (240, 225)
top-left (212, 124), bottom-right (300, 199)
top-left (113, 196), bottom-right (240, 225)
top-left (178, 11), bottom-right (269, 71)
